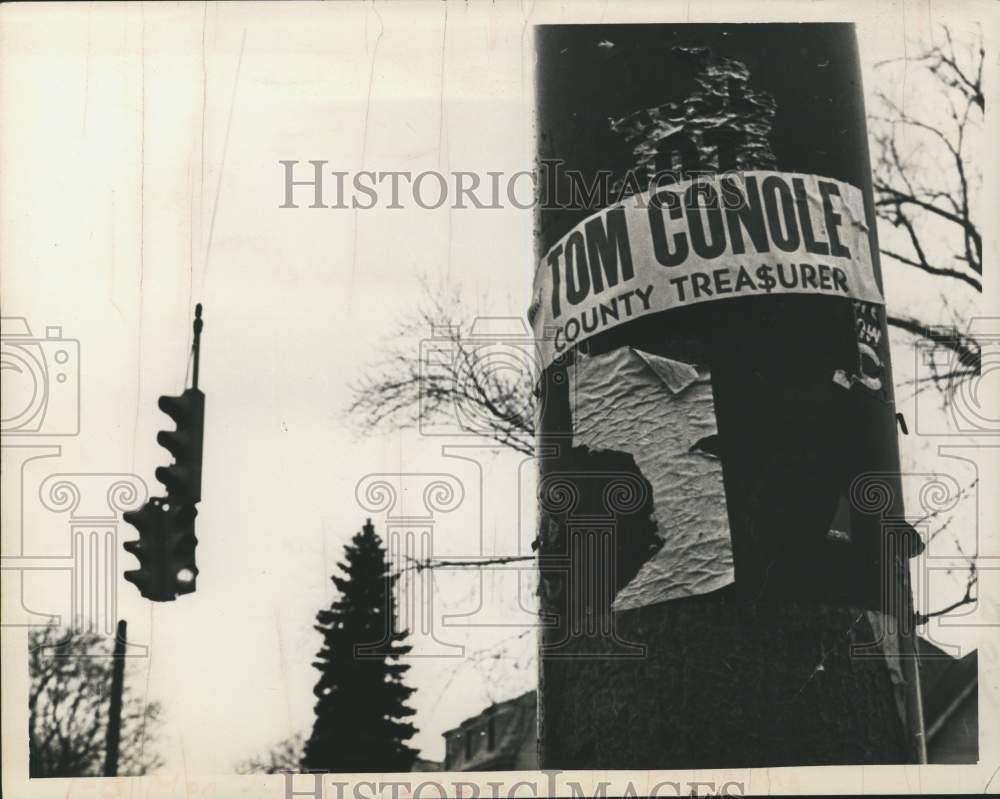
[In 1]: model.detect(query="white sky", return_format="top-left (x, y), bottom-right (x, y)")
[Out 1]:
top-left (1, 0), bottom-right (997, 777)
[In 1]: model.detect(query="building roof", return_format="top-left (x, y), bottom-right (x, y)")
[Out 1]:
top-left (444, 690), bottom-right (536, 734)
top-left (917, 637), bottom-right (978, 757)
top-left (442, 690), bottom-right (537, 771)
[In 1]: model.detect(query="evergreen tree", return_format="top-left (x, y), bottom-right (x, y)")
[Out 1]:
top-left (301, 519), bottom-right (418, 773)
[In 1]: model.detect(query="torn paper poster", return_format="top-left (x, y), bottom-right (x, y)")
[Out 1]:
top-left (608, 46), bottom-right (778, 192)
top-left (572, 346), bottom-right (735, 609)
top-left (527, 171), bottom-right (883, 369)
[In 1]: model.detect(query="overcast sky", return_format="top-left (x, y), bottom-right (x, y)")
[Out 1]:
top-left (1, 1), bottom-right (994, 775)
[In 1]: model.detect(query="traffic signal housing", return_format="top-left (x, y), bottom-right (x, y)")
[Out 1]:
top-left (155, 388), bottom-right (204, 502)
top-left (122, 305), bottom-right (205, 602)
top-left (122, 497), bottom-right (199, 601)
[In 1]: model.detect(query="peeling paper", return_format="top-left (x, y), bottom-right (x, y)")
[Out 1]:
top-left (632, 349), bottom-right (700, 394)
top-left (832, 368), bottom-right (853, 390)
top-left (573, 347), bottom-right (735, 609)
top-left (609, 46), bottom-right (777, 191)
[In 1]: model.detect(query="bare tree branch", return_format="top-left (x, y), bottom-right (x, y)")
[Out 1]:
top-left (347, 283), bottom-right (536, 455)
top-left (871, 25), bottom-right (984, 295)
top-left (880, 248), bottom-right (981, 292)
top-left (236, 733), bottom-right (306, 774)
top-left (886, 315), bottom-right (981, 372)
top-left (28, 626), bottom-right (164, 777)
top-left (916, 564), bottom-right (977, 624)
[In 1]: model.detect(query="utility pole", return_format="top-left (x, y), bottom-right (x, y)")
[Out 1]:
top-left (532, 23), bottom-right (924, 768)
top-left (104, 619), bottom-right (127, 777)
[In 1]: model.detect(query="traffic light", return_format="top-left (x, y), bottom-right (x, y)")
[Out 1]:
top-left (123, 498), bottom-right (198, 601)
top-left (155, 388), bottom-right (204, 502)
top-left (122, 304), bottom-right (205, 602)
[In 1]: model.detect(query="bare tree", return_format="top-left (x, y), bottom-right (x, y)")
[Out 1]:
top-left (869, 24), bottom-right (985, 622)
top-left (348, 283), bottom-right (535, 456)
top-left (236, 733), bottom-right (305, 775)
top-left (28, 626), bottom-right (163, 778)
top-left (871, 24), bottom-right (984, 389)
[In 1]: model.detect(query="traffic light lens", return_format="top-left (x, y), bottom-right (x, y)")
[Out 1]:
top-left (177, 568), bottom-right (196, 584)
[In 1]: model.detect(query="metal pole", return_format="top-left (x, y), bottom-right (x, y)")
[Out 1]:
top-left (104, 619), bottom-right (126, 777)
top-left (904, 626), bottom-right (929, 762)
top-left (192, 304), bottom-right (203, 391)
top-left (901, 569), bottom-right (929, 763)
